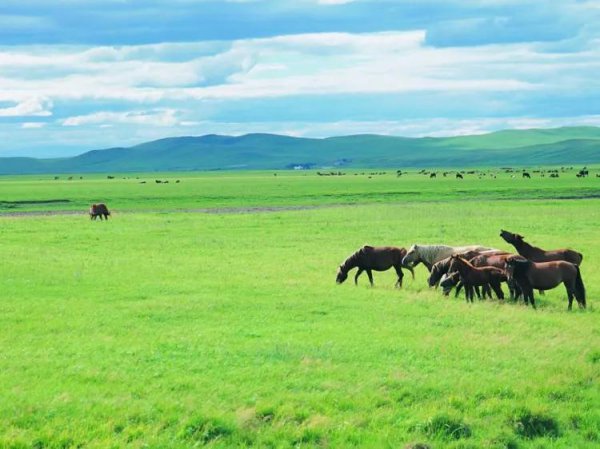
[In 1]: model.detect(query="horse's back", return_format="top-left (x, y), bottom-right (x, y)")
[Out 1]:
top-left (358, 246), bottom-right (406, 269)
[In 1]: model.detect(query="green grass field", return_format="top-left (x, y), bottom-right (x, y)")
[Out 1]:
top-left (1, 170), bottom-right (599, 448)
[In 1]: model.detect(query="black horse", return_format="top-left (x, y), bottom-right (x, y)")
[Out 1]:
top-left (336, 245), bottom-right (414, 287)
top-left (89, 203), bottom-right (111, 220)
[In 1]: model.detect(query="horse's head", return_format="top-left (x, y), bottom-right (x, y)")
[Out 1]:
top-left (336, 266), bottom-right (348, 284)
top-left (427, 265), bottom-right (438, 287)
top-left (505, 255), bottom-right (528, 280)
top-left (500, 230), bottom-right (524, 244)
top-left (402, 245), bottom-right (419, 267)
top-left (440, 272), bottom-right (459, 294)
top-left (428, 261), bottom-right (446, 287)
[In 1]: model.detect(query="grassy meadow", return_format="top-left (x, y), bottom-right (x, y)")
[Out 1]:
top-left (1, 170), bottom-right (599, 448)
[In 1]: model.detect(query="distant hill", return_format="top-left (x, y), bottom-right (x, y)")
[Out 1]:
top-left (1, 127), bottom-right (600, 174)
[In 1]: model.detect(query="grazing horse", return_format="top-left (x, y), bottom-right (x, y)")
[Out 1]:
top-left (402, 244), bottom-right (497, 272)
top-left (450, 255), bottom-right (506, 302)
top-left (89, 203), bottom-right (111, 220)
top-left (505, 257), bottom-right (586, 310)
top-left (336, 245), bottom-right (414, 287)
top-left (522, 172), bottom-right (531, 178)
top-left (499, 230), bottom-right (583, 265)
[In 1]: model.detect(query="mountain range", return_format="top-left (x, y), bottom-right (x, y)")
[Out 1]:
top-left (1, 126), bottom-right (600, 174)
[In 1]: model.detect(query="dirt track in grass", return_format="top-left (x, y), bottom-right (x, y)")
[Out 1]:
top-left (0, 204), bottom-right (354, 218)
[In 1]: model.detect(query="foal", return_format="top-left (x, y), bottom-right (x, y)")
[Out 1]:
top-left (450, 255), bottom-right (505, 302)
top-left (336, 245), bottom-right (414, 287)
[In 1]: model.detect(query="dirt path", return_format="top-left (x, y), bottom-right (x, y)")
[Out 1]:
top-left (0, 203), bottom-right (354, 218)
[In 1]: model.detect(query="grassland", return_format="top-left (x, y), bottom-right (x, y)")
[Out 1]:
top-left (0, 170), bottom-right (599, 448)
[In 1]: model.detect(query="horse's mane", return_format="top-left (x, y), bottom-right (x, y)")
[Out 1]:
top-left (432, 256), bottom-right (452, 272)
top-left (340, 246), bottom-right (370, 271)
top-left (453, 255), bottom-right (475, 269)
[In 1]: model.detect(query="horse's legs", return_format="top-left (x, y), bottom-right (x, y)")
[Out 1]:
top-left (354, 268), bottom-right (363, 285)
top-left (491, 282), bottom-right (504, 300)
top-left (482, 284), bottom-right (491, 299)
top-left (455, 281), bottom-right (463, 298)
top-left (474, 286), bottom-right (481, 300)
top-left (394, 266), bottom-right (404, 288)
top-left (466, 285), bottom-right (473, 303)
top-left (366, 269), bottom-right (374, 286)
top-left (565, 282), bottom-right (574, 310)
top-left (527, 289), bottom-right (536, 309)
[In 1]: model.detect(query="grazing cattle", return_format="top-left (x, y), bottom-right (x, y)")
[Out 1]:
top-left (456, 173), bottom-right (463, 179)
top-left (450, 255), bottom-right (506, 302)
top-left (430, 173), bottom-right (437, 178)
top-left (550, 173), bottom-right (559, 178)
top-left (499, 230), bottom-right (583, 265)
top-left (107, 175), bottom-right (114, 179)
top-left (522, 172), bottom-right (531, 178)
top-left (336, 245), bottom-right (414, 287)
top-left (89, 203), bottom-right (111, 220)
top-left (402, 244), bottom-right (498, 272)
top-left (505, 257), bottom-right (585, 309)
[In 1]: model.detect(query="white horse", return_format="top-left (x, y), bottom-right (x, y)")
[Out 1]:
top-left (402, 244), bottom-right (498, 272)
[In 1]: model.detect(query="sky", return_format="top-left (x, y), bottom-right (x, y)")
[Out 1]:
top-left (0, 0), bottom-right (599, 157)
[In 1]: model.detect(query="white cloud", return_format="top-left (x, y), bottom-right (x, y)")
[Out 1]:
top-left (317, 0), bottom-right (357, 4)
top-left (62, 109), bottom-right (179, 127)
top-left (0, 30), bottom-right (565, 107)
top-left (0, 97), bottom-right (52, 117)
top-left (21, 122), bottom-right (46, 128)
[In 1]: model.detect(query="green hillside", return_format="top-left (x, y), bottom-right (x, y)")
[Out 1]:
top-left (1, 127), bottom-right (599, 174)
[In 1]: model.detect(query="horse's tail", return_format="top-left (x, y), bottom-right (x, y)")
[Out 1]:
top-left (574, 266), bottom-right (586, 307)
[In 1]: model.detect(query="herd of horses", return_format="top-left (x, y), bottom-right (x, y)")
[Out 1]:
top-left (336, 230), bottom-right (586, 310)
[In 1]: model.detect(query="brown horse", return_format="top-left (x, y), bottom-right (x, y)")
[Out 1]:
top-left (428, 250), bottom-right (508, 288)
top-left (505, 257), bottom-right (586, 310)
top-left (469, 252), bottom-right (523, 299)
top-left (89, 203), bottom-right (111, 220)
top-left (450, 255), bottom-right (505, 302)
top-left (500, 230), bottom-right (583, 265)
top-left (336, 245), bottom-right (414, 287)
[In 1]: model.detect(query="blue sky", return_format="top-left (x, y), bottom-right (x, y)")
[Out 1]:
top-left (0, 0), bottom-right (599, 157)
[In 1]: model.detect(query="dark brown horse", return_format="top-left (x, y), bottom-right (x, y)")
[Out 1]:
top-left (428, 250), bottom-right (507, 288)
top-left (469, 252), bottom-right (522, 299)
top-left (90, 203), bottom-right (111, 220)
top-left (450, 255), bottom-right (505, 302)
top-left (336, 245), bottom-right (414, 287)
top-left (505, 257), bottom-right (586, 310)
top-left (500, 230), bottom-right (583, 265)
